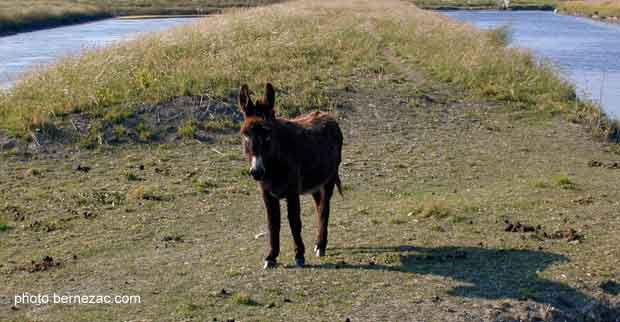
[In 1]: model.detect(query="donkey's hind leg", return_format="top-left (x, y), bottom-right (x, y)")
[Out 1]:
top-left (312, 179), bottom-right (335, 257)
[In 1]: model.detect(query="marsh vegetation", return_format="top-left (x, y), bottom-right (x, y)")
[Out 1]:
top-left (410, 0), bottom-right (556, 9)
top-left (557, 0), bottom-right (620, 20)
top-left (0, 0), bottom-right (284, 35)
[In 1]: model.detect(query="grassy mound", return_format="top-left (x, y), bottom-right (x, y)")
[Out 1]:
top-left (2, 0), bottom-right (608, 142)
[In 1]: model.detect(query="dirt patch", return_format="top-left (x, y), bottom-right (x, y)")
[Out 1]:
top-left (160, 235), bottom-right (185, 246)
top-left (588, 160), bottom-right (620, 169)
top-left (0, 133), bottom-right (18, 150)
top-left (67, 209), bottom-right (96, 220)
top-left (571, 196), bottom-right (594, 205)
top-left (545, 228), bottom-right (584, 242)
top-left (75, 164), bottom-right (91, 173)
top-left (24, 256), bottom-right (61, 273)
top-left (504, 220), bottom-right (541, 233)
top-left (504, 220), bottom-right (584, 243)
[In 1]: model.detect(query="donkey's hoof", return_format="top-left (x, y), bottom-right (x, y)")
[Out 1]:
top-left (314, 245), bottom-right (326, 257)
top-left (263, 259), bottom-right (277, 269)
top-left (295, 257), bottom-right (305, 268)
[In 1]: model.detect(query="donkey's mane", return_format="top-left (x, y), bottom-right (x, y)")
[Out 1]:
top-left (286, 111), bottom-right (333, 129)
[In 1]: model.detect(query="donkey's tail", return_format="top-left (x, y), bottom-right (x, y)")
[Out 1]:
top-left (335, 174), bottom-right (344, 199)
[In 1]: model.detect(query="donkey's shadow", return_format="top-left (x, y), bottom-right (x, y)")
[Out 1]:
top-left (315, 245), bottom-right (618, 316)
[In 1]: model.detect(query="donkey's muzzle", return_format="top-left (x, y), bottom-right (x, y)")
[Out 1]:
top-left (250, 156), bottom-right (265, 181)
top-left (250, 167), bottom-right (265, 181)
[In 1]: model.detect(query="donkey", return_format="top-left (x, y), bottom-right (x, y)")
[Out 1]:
top-left (238, 83), bottom-right (343, 269)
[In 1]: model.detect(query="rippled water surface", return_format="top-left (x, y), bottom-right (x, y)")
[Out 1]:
top-left (0, 18), bottom-right (198, 89)
top-left (443, 10), bottom-right (620, 117)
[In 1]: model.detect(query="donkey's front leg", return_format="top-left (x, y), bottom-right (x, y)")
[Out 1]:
top-left (263, 190), bottom-right (280, 269)
top-left (286, 193), bottom-right (305, 267)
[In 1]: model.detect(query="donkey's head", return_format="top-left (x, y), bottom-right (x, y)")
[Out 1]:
top-left (239, 83), bottom-right (277, 181)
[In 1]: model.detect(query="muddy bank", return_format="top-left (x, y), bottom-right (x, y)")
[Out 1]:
top-left (423, 5), bottom-right (554, 11)
top-left (558, 11), bottom-right (620, 24)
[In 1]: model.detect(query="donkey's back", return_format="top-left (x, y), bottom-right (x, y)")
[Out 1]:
top-left (283, 111), bottom-right (343, 195)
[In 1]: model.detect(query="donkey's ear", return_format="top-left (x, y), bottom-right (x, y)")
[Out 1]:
top-left (265, 83), bottom-right (276, 112)
top-left (239, 84), bottom-right (254, 116)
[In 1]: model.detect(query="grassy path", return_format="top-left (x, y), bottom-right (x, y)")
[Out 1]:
top-left (1, 0), bottom-right (619, 321)
top-left (2, 58), bottom-right (620, 321)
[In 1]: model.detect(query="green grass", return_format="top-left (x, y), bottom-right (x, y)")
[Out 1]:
top-left (192, 177), bottom-right (218, 193)
top-left (25, 167), bottom-right (43, 177)
top-left (123, 169), bottom-right (141, 181)
top-left (554, 173), bottom-right (577, 190)
top-left (104, 106), bottom-right (134, 124)
top-left (231, 292), bottom-right (257, 306)
top-left (203, 116), bottom-right (239, 132)
top-left (179, 119), bottom-right (200, 140)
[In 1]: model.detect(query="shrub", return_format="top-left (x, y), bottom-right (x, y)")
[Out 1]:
top-left (179, 119), bottom-right (199, 140)
top-left (231, 292), bottom-right (256, 305)
top-left (554, 174), bottom-right (576, 190)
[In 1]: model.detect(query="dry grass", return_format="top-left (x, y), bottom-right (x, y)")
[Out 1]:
top-left (0, 0), bottom-right (284, 35)
top-left (418, 200), bottom-right (452, 218)
top-left (0, 1), bottom-right (109, 34)
top-left (1, 0), bottom-right (600, 141)
top-left (558, 0), bottom-right (620, 18)
top-left (86, 0), bottom-right (287, 13)
top-left (1, 0), bottom-right (388, 135)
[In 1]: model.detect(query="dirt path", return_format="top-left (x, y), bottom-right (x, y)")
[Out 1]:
top-left (2, 61), bottom-right (620, 321)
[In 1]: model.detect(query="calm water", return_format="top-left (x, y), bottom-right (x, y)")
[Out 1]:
top-left (0, 18), bottom-right (198, 89)
top-left (443, 10), bottom-right (620, 117)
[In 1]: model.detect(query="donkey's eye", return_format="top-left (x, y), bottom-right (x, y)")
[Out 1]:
top-left (265, 136), bottom-right (271, 142)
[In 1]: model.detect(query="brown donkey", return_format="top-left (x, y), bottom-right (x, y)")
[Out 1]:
top-left (238, 83), bottom-right (343, 269)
